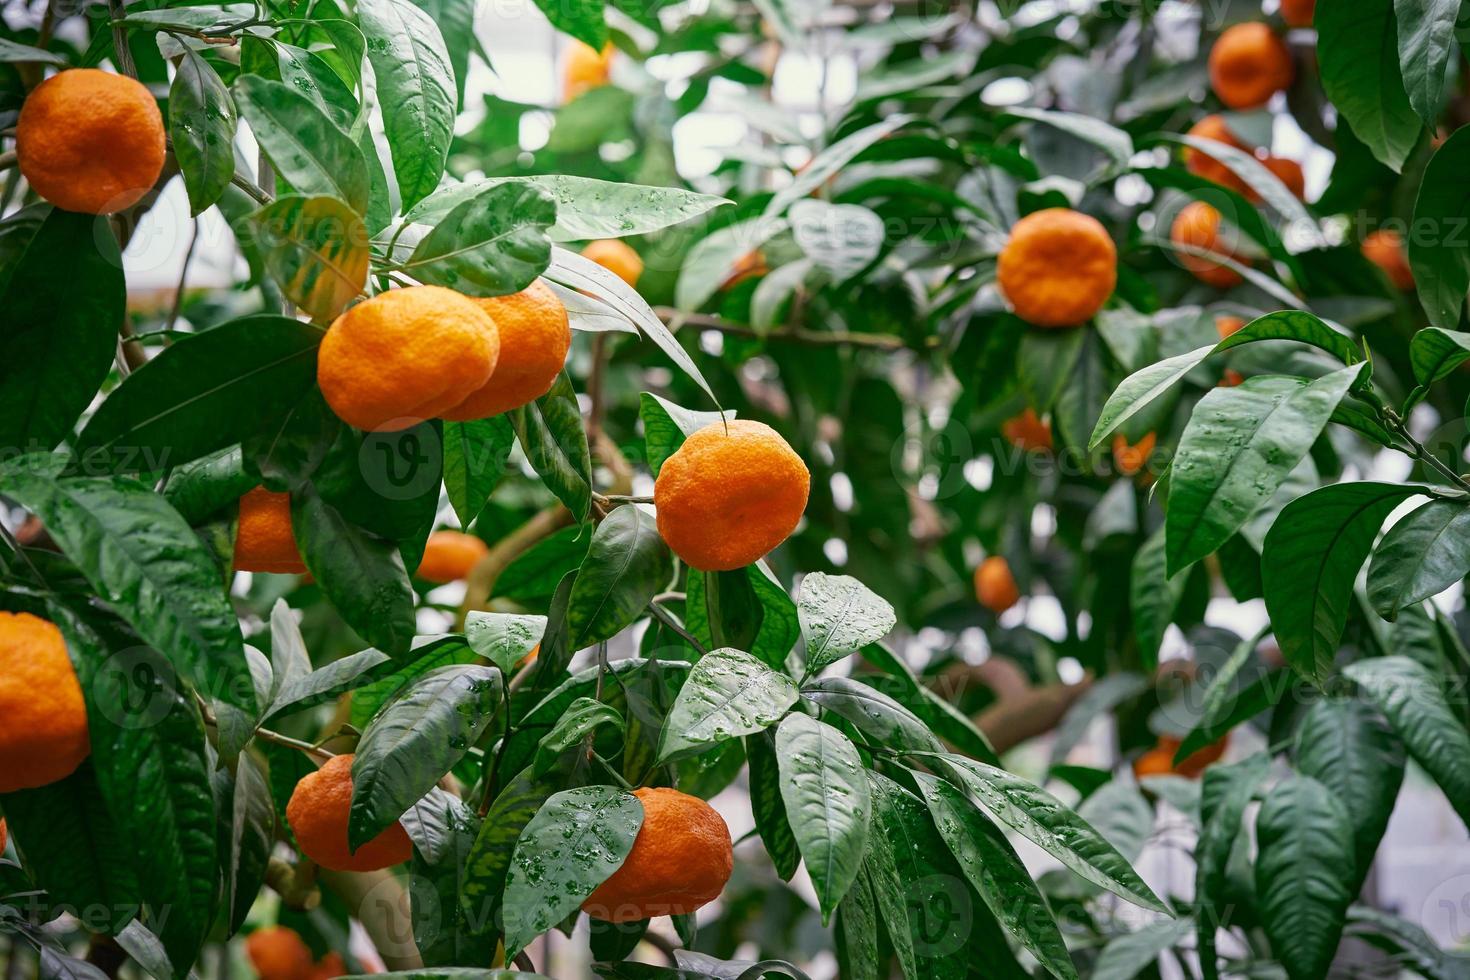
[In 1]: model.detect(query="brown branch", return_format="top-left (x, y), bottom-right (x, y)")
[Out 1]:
top-left (317, 869), bottom-right (424, 971)
top-left (653, 306), bottom-right (935, 351)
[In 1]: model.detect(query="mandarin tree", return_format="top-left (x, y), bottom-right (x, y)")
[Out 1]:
top-left (2, 0), bottom-right (1470, 976)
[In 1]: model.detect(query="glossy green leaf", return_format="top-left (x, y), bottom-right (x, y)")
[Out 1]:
top-left (1195, 753), bottom-right (1270, 980)
top-left (1408, 325), bottom-right (1470, 386)
top-left (465, 611), bottom-right (547, 676)
top-left (638, 393), bottom-right (729, 476)
top-left (1211, 309), bottom-right (1364, 367)
top-left (659, 647), bottom-right (799, 760)
top-left (442, 416), bottom-right (516, 527)
top-left (1167, 365), bottom-right (1365, 576)
top-left (1317, 0), bottom-right (1421, 171)
top-left (510, 371), bottom-right (592, 522)
top-left (1396, 0), bottom-right (1458, 125)
top-left (533, 697), bottom-right (622, 775)
top-left (245, 195), bottom-right (369, 322)
top-left (266, 647), bottom-right (394, 721)
top-left (1367, 498), bottom-right (1470, 620)
top-left (801, 676), bottom-right (941, 753)
top-left (836, 863), bottom-right (880, 980)
top-left (675, 215), bottom-right (790, 312)
top-left (460, 767), bottom-right (558, 946)
top-left (212, 751), bottom-right (274, 934)
top-left (170, 47), bottom-right (237, 214)
top-left (234, 74), bottom-right (369, 213)
top-left (1131, 526), bottom-right (1189, 669)
top-left (747, 731), bottom-right (800, 881)
top-left (797, 572), bottom-right (896, 676)
top-left (1410, 127), bottom-right (1470, 326)
top-left (1089, 345), bottom-right (1214, 450)
top-left (1092, 917), bottom-right (1196, 980)
top-left (402, 182), bottom-right (555, 297)
top-left (567, 504), bottom-right (671, 648)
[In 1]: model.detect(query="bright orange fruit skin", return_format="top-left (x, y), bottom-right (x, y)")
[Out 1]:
top-left (582, 787), bottom-right (734, 923)
top-left (1362, 229), bottom-right (1415, 290)
top-left (245, 926), bottom-right (315, 980)
top-left (1209, 23), bottom-right (1294, 110)
top-left (307, 953), bottom-right (347, 980)
top-left (1171, 202), bottom-right (1245, 288)
top-left (996, 208), bottom-right (1117, 327)
top-left (582, 239), bottom-right (644, 287)
top-left (0, 612), bottom-right (89, 794)
top-left (234, 487), bottom-right (308, 575)
top-left (974, 556), bottom-right (1020, 613)
top-left (653, 420), bottom-right (810, 571)
top-left (1183, 115), bottom-right (1255, 193)
top-left (442, 281), bottom-right (571, 420)
top-left (17, 69), bottom-right (165, 215)
top-left (416, 530), bottom-right (489, 583)
top-left (317, 286), bottom-right (500, 432)
top-left (1002, 408), bottom-right (1052, 452)
top-left (0, 818), bottom-right (7, 855)
top-left (1261, 157), bottom-right (1305, 199)
top-left (285, 754), bottom-right (414, 872)
top-left (562, 41), bottom-right (614, 102)
top-left (1280, 0), bottom-right (1315, 28)
top-left (1215, 315), bottom-right (1246, 339)
top-left (1112, 432), bottom-right (1157, 477)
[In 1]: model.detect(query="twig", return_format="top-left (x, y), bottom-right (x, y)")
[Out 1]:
top-left (165, 219), bottom-right (200, 334)
top-left (648, 601), bottom-right (707, 657)
top-left (106, 0), bottom-right (137, 77)
top-left (653, 305), bottom-right (935, 351)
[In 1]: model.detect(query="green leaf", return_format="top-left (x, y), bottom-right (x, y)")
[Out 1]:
top-left (510, 371), bottom-right (592, 522)
top-left (75, 316), bottom-right (322, 472)
top-left (0, 461), bottom-right (255, 717)
top-left (801, 676), bottom-right (941, 753)
top-left (406, 793), bottom-right (494, 967)
top-left (797, 572), bottom-right (896, 677)
top-left (442, 417), bottom-right (516, 527)
top-left (1159, 135), bottom-right (1324, 247)
top-left (349, 665), bottom-right (502, 847)
top-left (245, 195), bottom-right (369, 322)
top-left (1263, 483), bottom-right (1425, 681)
top-left (234, 74), bottom-right (369, 213)
top-left (402, 183), bottom-right (555, 296)
top-left (1346, 906), bottom-right (1470, 980)
top-left (835, 864), bottom-right (880, 980)
top-left (460, 766), bottom-right (558, 946)
top-left (1196, 754), bottom-right (1270, 980)
top-left (567, 504), bottom-right (671, 648)
top-left (789, 200), bottom-right (884, 281)
top-left (659, 647), bottom-right (799, 760)
top-left (747, 731), bottom-right (800, 881)
top-left (1131, 526), bottom-right (1189, 670)
top-left (775, 712), bottom-right (871, 922)
top-left (292, 488), bottom-right (417, 657)
top-left (766, 116), bottom-right (912, 216)
top-left (0, 209), bottom-right (123, 455)
top-left (409, 0), bottom-right (474, 105)
top-left (1018, 327), bottom-right (1086, 414)
top-left (674, 215), bottom-right (789, 312)
top-left (464, 612), bottom-right (547, 676)
top-left (212, 751), bottom-right (274, 934)
top-left (0, 37), bottom-right (66, 64)
top-left (1409, 325), bottom-right (1470, 386)
top-left (266, 647), bottom-right (394, 721)
top-left (357, 0), bottom-right (456, 208)
top-left (88, 648), bottom-right (217, 972)
top-left (532, 697), bottom-right (622, 775)
top-left (935, 755), bottom-right (1168, 913)
top-left (1294, 696), bottom-right (1405, 891)
top-left (1317, 0), bottom-right (1422, 171)
top-left (1007, 106), bottom-right (1133, 170)
top-left (1411, 127), bottom-right (1470, 326)
top-left (911, 772), bottom-right (1078, 980)
top-left (1211, 310), bottom-right (1364, 367)
top-left (638, 393), bottom-right (728, 476)
top-left (170, 48), bottom-right (237, 215)
top-left (1177, 632), bottom-right (1284, 760)
top-left (1089, 346), bottom-right (1214, 450)
top-left (1344, 656), bottom-right (1470, 832)
top-left (1396, 0), bottom-right (1458, 124)
top-left (1367, 498), bottom-right (1470, 620)
top-left (1092, 918), bottom-right (1196, 980)
top-left (1256, 774), bottom-right (1358, 980)
top-left (529, 0), bottom-right (605, 50)
top-left (1166, 365), bottom-right (1366, 576)
top-left (501, 786), bottom-right (642, 960)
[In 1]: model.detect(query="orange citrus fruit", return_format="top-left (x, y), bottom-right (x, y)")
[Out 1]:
top-left (1219, 368), bottom-right (1245, 387)
top-left (0, 612), bottom-right (89, 794)
top-left (285, 754), bottom-right (414, 872)
top-left (1132, 746), bottom-right (1175, 779)
top-left (582, 239), bottom-right (644, 287)
top-left (654, 420), bottom-right (810, 571)
top-left (0, 818), bottom-right (7, 854)
top-left (308, 953), bottom-right (346, 980)
top-left (441, 281), bottom-right (571, 420)
top-left (1183, 115), bottom-right (1255, 193)
top-left (1280, 0), bottom-right (1315, 28)
top-left (722, 250), bottom-right (769, 291)
top-left (416, 530), bottom-right (489, 583)
top-left (1261, 157), bottom-right (1305, 199)
top-left (317, 286), bottom-right (500, 432)
top-left (17, 69), bottom-right (165, 215)
top-left (1112, 432), bottom-right (1157, 477)
top-left (1215, 314), bottom-right (1246, 339)
top-left (974, 556), bottom-right (1020, 613)
top-left (245, 926), bottom-right (314, 980)
top-left (562, 41), bottom-right (614, 102)
top-left (1002, 408), bottom-right (1052, 452)
top-left (1171, 202), bottom-right (1245, 288)
top-left (1170, 732), bottom-right (1231, 778)
top-left (996, 208), bottom-right (1117, 327)
top-left (1209, 23), bottom-right (1294, 110)
top-left (582, 787), bottom-right (733, 922)
top-left (1363, 229), bottom-right (1414, 290)
top-left (234, 487), bottom-right (307, 575)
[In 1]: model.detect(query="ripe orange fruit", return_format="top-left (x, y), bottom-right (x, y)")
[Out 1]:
top-left (0, 818), bottom-right (8, 855)
top-left (582, 239), bottom-right (644, 287)
top-left (582, 787), bottom-right (733, 922)
top-left (416, 530), bottom-right (489, 583)
top-left (1209, 23), bottom-right (1294, 110)
top-left (1132, 746), bottom-right (1175, 779)
top-left (1219, 368), bottom-right (1245, 387)
top-left (1362, 229), bottom-right (1414, 290)
top-left (1171, 202), bottom-right (1245, 288)
top-left (1261, 157), bottom-right (1305, 199)
top-left (245, 926), bottom-right (314, 980)
top-left (1171, 732), bottom-right (1230, 778)
top-left (721, 250), bottom-right (769, 291)
top-left (996, 208), bottom-right (1117, 327)
top-left (1002, 408), bottom-right (1052, 452)
top-left (285, 754), bottom-right (414, 872)
top-left (0, 612), bottom-right (89, 794)
top-left (1183, 115), bottom-right (1255, 193)
top-left (1112, 432), bottom-right (1157, 477)
top-left (234, 487), bottom-right (307, 575)
top-left (654, 420), bottom-right (810, 571)
top-left (1215, 314), bottom-right (1246, 339)
top-left (974, 556), bottom-right (1020, 613)
top-left (1280, 0), bottom-right (1315, 28)
top-left (561, 41), bottom-right (614, 102)
top-left (17, 69), bottom-right (165, 215)
top-left (317, 286), bottom-right (500, 432)
top-left (441, 281), bottom-right (571, 420)
top-left (308, 953), bottom-right (346, 980)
